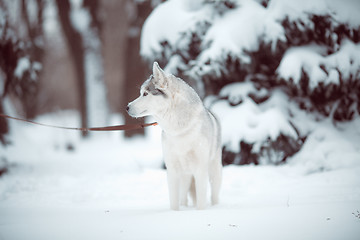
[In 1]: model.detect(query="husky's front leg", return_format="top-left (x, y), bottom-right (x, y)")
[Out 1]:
top-left (167, 169), bottom-right (180, 211)
top-left (194, 171), bottom-right (208, 210)
top-left (180, 174), bottom-right (192, 206)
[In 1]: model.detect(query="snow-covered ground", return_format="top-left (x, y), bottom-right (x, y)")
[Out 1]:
top-left (0, 111), bottom-right (360, 240)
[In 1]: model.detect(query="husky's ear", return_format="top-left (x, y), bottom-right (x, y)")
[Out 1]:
top-left (152, 62), bottom-right (168, 89)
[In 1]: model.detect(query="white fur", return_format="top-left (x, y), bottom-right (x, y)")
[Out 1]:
top-left (127, 62), bottom-right (222, 210)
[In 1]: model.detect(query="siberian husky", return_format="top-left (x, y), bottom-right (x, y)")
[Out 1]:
top-left (127, 62), bottom-right (222, 210)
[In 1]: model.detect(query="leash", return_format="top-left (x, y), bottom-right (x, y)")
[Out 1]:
top-left (0, 113), bottom-right (158, 132)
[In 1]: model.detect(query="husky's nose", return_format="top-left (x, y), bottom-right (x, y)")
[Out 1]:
top-left (126, 106), bottom-right (129, 112)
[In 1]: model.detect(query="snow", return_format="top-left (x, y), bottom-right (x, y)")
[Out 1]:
top-left (1, 110), bottom-right (360, 239)
top-left (2, 0), bottom-right (360, 237)
top-left (277, 40), bottom-right (360, 89)
top-left (141, 0), bottom-right (285, 74)
top-left (141, 0), bottom-right (360, 63)
top-left (1, 166), bottom-right (360, 240)
top-left (276, 44), bottom-right (328, 88)
top-left (219, 81), bottom-right (267, 105)
top-left (13, 56), bottom-right (42, 82)
top-left (198, 0), bottom-right (284, 65)
top-left (211, 85), bottom-right (298, 153)
top-left (14, 57), bottom-right (31, 78)
top-left (267, 0), bottom-right (360, 28)
top-left (140, 0), bottom-right (211, 57)
top-left (326, 39), bottom-right (360, 81)
top-left (70, 0), bottom-right (91, 33)
top-left (289, 119), bottom-right (360, 172)
top-left (209, 81), bottom-right (360, 167)
top-left (141, 0), bottom-right (360, 90)
top-left (43, 0), bottom-right (60, 35)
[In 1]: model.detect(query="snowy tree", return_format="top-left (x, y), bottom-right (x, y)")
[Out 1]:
top-left (140, 0), bottom-right (360, 165)
top-left (0, 0), bottom-right (43, 144)
top-left (56, 0), bottom-right (109, 137)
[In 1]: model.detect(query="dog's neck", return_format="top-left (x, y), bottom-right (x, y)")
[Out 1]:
top-left (154, 81), bottom-right (204, 136)
top-left (155, 108), bottom-right (202, 136)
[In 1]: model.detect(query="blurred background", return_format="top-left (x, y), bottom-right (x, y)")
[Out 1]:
top-left (1, 0), bottom-right (360, 170)
top-left (1, 2), bottom-right (360, 238)
top-left (0, 0), bottom-right (157, 139)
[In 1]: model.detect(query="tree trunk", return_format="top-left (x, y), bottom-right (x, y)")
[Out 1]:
top-left (124, 0), bottom-right (152, 137)
top-left (82, 0), bottom-right (108, 128)
top-left (101, 0), bottom-right (128, 114)
top-left (20, 0), bottom-right (44, 119)
top-left (55, 0), bottom-right (88, 137)
top-left (0, 101), bottom-right (8, 145)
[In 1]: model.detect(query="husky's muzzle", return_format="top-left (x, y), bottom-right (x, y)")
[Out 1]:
top-left (126, 102), bottom-right (147, 118)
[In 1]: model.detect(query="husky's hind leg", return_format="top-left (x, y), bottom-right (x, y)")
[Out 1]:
top-left (210, 153), bottom-right (222, 205)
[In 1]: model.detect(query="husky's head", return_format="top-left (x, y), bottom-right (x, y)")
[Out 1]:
top-left (127, 62), bottom-right (171, 118)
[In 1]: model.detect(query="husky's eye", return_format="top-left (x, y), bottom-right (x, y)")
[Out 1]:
top-left (152, 88), bottom-right (167, 98)
top-left (154, 89), bottom-right (165, 96)
top-left (143, 92), bottom-right (148, 97)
